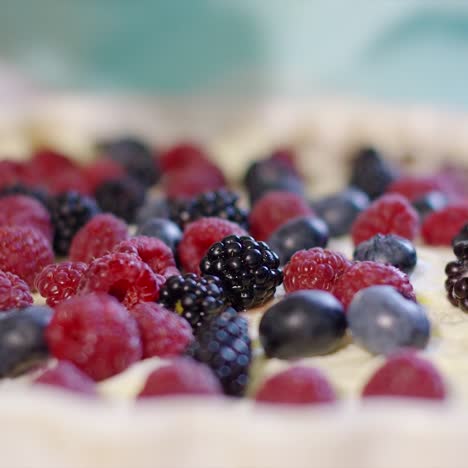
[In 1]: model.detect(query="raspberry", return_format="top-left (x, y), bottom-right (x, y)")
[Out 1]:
top-left (283, 248), bottom-right (351, 293)
top-left (113, 236), bottom-right (178, 278)
top-left (0, 270), bottom-right (33, 311)
top-left (351, 194), bottom-right (419, 246)
top-left (0, 195), bottom-right (53, 243)
top-left (422, 203), bottom-right (468, 246)
top-left (386, 176), bottom-right (449, 201)
top-left (33, 361), bottom-right (98, 396)
top-left (47, 167), bottom-right (91, 195)
top-left (255, 366), bottom-right (336, 405)
top-left (160, 142), bottom-right (212, 173)
top-left (362, 351), bottom-right (446, 400)
top-left (138, 358), bottom-right (222, 398)
top-left (249, 190), bottom-right (314, 241)
top-left (0, 183), bottom-right (50, 210)
top-left (46, 293), bottom-right (142, 381)
top-left (83, 158), bottom-right (126, 193)
top-left (0, 226), bottom-right (54, 289)
top-left (333, 261), bottom-right (416, 309)
top-left (69, 213), bottom-right (128, 263)
top-left (30, 148), bottom-right (77, 180)
top-left (78, 252), bottom-right (162, 308)
top-left (178, 217), bottom-right (247, 274)
top-left (0, 161), bottom-right (25, 189)
top-left (35, 262), bottom-right (88, 307)
top-left (130, 302), bottom-right (193, 358)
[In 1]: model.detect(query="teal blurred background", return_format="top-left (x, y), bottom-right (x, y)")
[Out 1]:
top-left (2, 1), bottom-right (468, 108)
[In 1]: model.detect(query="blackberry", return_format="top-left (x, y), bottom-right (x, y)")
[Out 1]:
top-left (158, 273), bottom-right (225, 330)
top-left (445, 241), bottom-right (468, 311)
top-left (49, 191), bottom-right (100, 256)
top-left (169, 189), bottom-right (248, 230)
top-left (0, 183), bottom-right (50, 211)
top-left (95, 177), bottom-right (146, 223)
top-left (188, 307), bottom-right (251, 396)
top-left (200, 235), bottom-right (282, 310)
top-left (98, 137), bottom-right (159, 187)
top-left (453, 223), bottom-right (468, 247)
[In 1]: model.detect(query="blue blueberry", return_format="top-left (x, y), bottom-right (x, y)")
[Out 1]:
top-left (267, 216), bottom-right (329, 265)
top-left (136, 196), bottom-right (170, 225)
top-left (348, 285), bottom-right (430, 355)
top-left (259, 290), bottom-right (347, 359)
top-left (312, 188), bottom-right (369, 237)
top-left (353, 234), bottom-right (417, 274)
top-left (412, 191), bottom-right (448, 219)
top-left (0, 305), bottom-right (53, 377)
top-left (136, 217), bottom-right (182, 251)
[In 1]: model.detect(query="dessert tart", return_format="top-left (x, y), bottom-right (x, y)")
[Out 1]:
top-left (1, 95), bottom-right (468, 468)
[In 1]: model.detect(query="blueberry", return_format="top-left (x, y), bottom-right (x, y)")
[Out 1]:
top-left (136, 196), bottom-right (170, 225)
top-left (353, 234), bottom-right (417, 274)
top-left (312, 188), bottom-right (369, 237)
top-left (0, 305), bottom-right (53, 377)
top-left (136, 217), bottom-right (182, 251)
top-left (348, 285), bottom-right (430, 355)
top-left (412, 191), bottom-right (448, 219)
top-left (267, 216), bottom-right (329, 265)
top-left (259, 290), bottom-right (347, 359)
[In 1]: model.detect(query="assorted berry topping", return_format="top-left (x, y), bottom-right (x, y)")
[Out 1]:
top-left (422, 203), bottom-right (468, 246)
top-left (412, 191), bottom-right (448, 219)
top-left (136, 217), bottom-right (182, 252)
top-left (445, 241), bottom-right (468, 311)
top-left (200, 235), bottom-right (282, 310)
top-left (158, 273), bottom-right (225, 331)
top-left (0, 270), bottom-right (33, 311)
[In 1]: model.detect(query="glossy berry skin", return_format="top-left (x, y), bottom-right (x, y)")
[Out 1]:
top-left (348, 285), bottom-right (430, 355)
top-left (312, 188), bottom-right (369, 237)
top-left (412, 191), bottom-right (448, 219)
top-left (0, 305), bottom-right (53, 377)
top-left (267, 216), bottom-right (329, 265)
top-left (200, 235), bottom-right (282, 310)
top-left (259, 290), bottom-right (347, 359)
top-left (445, 241), bottom-right (468, 311)
top-left (353, 234), bottom-right (417, 275)
top-left (136, 218), bottom-right (182, 252)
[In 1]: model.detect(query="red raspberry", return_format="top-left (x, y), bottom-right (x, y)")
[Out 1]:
top-left (46, 167), bottom-right (91, 195)
top-left (283, 248), bottom-right (351, 293)
top-left (178, 217), bottom-right (248, 274)
top-left (69, 213), bottom-right (128, 263)
top-left (0, 270), bottom-right (33, 311)
top-left (138, 358), bottom-right (222, 398)
top-left (255, 366), bottom-right (336, 405)
top-left (0, 195), bottom-right (53, 243)
top-left (0, 226), bottom-right (54, 289)
top-left (30, 148), bottom-right (77, 178)
top-left (35, 261), bottom-right (88, 307)
top-left (160, 142), bottom-right (212, 173)
top-left (362, 351), bottom-right (446, 400)
top-left (249, 191), bottom-right (314, 241)
top-left (351, 193), bottom-right (419, 246)
top-left (0, 160), bottom-right (26, 189)
top-left (386, 175), bottom-right (449, 201)
top-left (78, 252), bottom-right (162, 308)
top-left (83, 158), bottom-right (126, 193)
top-left (33, 360), bottom-right (98, 397)
top-left (114, 236), bottom-right (179, 278)
top-left (333, 261), bottom-right (416, 309)
top-left (130, 302), bottom-right (193, 358)
top-left (46, 293), bottom-right (142, 381)
top-left (422, 203), bottom-right (468, 245)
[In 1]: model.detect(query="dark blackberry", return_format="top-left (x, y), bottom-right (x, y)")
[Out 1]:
top-left (49, 191), bottom-right (100, 256)
top-left (0, 184), bottom-right (50, 211)
top-left (453, 223), bottom-right (468, 247)
top-left (200, 235), bottom-right (282, 310)
top-left (445, 241), bottom-right (468, 311)
top-left (169, 189), bottom-right (248, 229)
top-left (95, 177), bottom-right (146, 223)
top-left (97, 137), bottom-right (159, 187)
top-left (158, 273), bottom-right (225, 331)
top-left (188, 307), bottom-right (251, 396)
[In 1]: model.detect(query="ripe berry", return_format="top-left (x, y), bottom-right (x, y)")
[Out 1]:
top-left (362, 351), bottom-right (446, 400)
top-left (333, 261), bottom-right (416, 310)
top-left (452, 223), bottom-right (468, 247)
top-left (422, 203), bottom-right (468, 246)
top-left (445, 241), bottom-right (468, 311)
top-left (351, 193), bottom-right (419, 246)
top-left (267, 216), bottom-right (329, 265)
top-left (160, 142), bottom-right (212, 173)
top-left (348, 285), bottom-right (430, 355)
top-left (0, 270), bottom-right (33, 311)
top-left (249, 190), bottom-right (314, 241)
top-left (188, 308), bottom-right (251, 397)
top-left (353, 234), bottom-right (417, 274)
top-left (158, 273), bottom-right (225, 331)
top-left (136, 218), bottom-right (182, 252)
top-left (83, 158), bottom-right (126, 193)
top-left (177, 217), bottom-right (247, 274)
top-left (259, 290), bottom-right (347, 359)
top-left (35, 261), bottom-right (88, 307)
top-left (130, 302), bottom-right (193, 358)
top-left (46, 293), bottom-right (142, 381)
top-left (283, 248), bottom-right (351, 293)
top-left (386, 176), bottom-right (449, 201)
top-left (49, 191), bottom-right (100, 255)
top-left (0, 305), bottom-right (53, 377)
top-left (138, 358), bottom-right (222, 398)
top-left (135, 196), bottom-right (170, 224)
top-left (69, 213), bottom-right (128, 263)
top-left (255, 366), bottom-right (336, 405)
top-left (0, 183), bottom-right (50, 210)
top-left (412, 191), bottom-right (448, 219)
